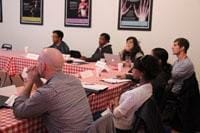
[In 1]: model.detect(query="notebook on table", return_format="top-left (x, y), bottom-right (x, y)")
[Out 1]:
top-left (0, 95), bottom-right (9, 108)
top-left (82, 83), bottom-right (108, 96)
top-left (0, 85), bottom-right (17, 108)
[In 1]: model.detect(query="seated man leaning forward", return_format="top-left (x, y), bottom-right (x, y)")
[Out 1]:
top-left (13, 48), bottom-right (93, 133)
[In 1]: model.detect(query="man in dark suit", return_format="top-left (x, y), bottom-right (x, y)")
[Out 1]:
top-left (49, 30), bottom-right (70, 54)
top-left (81, 33), bottom-right (113, 62)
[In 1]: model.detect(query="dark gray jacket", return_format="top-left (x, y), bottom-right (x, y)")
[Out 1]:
top-left (86, 44), bottom-right (112, 62)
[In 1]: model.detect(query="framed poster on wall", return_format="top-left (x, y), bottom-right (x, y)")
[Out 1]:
top-left (0, 0), bottom-right (2, 22)
top-left (118, 0), bottom-right (153, 31)
top-left (65, 0), bottom-right (91, 27)
top-left (20, 0), bottom-right (43, 25)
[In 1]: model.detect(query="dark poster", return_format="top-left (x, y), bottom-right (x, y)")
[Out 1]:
top-left (20, 0), bottom-right (43, 25)
top-left (118, 0), bottom-right (153, 31)
top-left (0, 0), bottom-right (2, 22)
top-left (65, 0), bottom-right (91, 27)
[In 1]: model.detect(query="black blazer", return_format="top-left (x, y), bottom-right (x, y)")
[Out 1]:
top-left (163, 73), bottom-right (200, 132)
top-left (176, 73), bottom-right (200, 132)
top-left (49, 41), bottom-right (70, 54)
top-left (151, 70), bottom-right (172, 111)
top-left (86, 44), bottom-right (112, 62)
top-left (132, 97), bottom-right (164, 133)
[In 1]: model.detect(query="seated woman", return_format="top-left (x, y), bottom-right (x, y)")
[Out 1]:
top-left (151, 48), bottom-right (172, 111)
top-left (120, 36), bottom-right (144, 67)
top-left (109, 55), bottom-right (160, 133)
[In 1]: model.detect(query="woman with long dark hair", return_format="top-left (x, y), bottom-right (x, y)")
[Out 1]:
top-left (151, 48), bottom-right (172, 111)
top-left (120, 36), bottom-right (144, 64)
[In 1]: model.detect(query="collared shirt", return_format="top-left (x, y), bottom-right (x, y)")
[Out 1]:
top-left (49, 41), bottom-right (70, 54)
top-left (114, 83), bottom-right (153, 130)
top-left (13, 72), bottom-right (93, 133)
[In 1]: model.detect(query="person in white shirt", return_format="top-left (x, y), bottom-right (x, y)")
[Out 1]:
top-left (109, 55), bottom-right (160, 133)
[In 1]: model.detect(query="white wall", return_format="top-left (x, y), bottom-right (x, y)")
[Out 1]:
top-left (0, 0), bottom-right (200, 80)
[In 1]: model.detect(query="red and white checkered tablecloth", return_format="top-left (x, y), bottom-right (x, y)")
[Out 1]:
top-left (88, 82), bottom-right (131, 113)
top-left (0, 109), bottom-right (47, 133)
top-left (7, 56), bottom-right (94, 76)
top-left (9, 57), bottom-right (37, 76)
top-left (0, 51), bottom-right (94, 76)
top-left (0, 55), bottom-right (12, 73)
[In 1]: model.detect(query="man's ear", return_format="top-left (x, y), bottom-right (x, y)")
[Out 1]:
top-left (40, 62), bottom-right (46, 72)
top-left (181, 46), bottom-right (185, 50)
top-left (43, 63), bottom-right (47, 72)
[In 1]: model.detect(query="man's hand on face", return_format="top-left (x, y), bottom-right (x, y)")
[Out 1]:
top-left (26, 66), bottom-right (40, 83)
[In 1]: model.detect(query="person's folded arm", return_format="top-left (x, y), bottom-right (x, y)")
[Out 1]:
top-left (172, 64), bottom-right (193, 80)
top-left (13, 87), bottom-right (50, 119)
top-left (113, 96), bottom-right (135, 119)
top-left (113, 107), bottom-right (124, 118)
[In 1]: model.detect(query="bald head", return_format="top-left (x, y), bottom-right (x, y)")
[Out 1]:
top-left (39, 48), bottom-right (64, 72)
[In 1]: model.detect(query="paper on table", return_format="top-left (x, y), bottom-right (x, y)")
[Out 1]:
top-left (71, 57), bottom-right (86, 63)
top-left (5, 95), bottom-right (17, 107)
top-left (0, 85), bottom-right (17, 97)
top-left (80, 70), bottom-right (94, 79)
top-left (95, 61), bottom-right (110, 72)
top-left (101, 78), bottom-right (131, 84)
top-left (26, 53), bottom-right (39, 60)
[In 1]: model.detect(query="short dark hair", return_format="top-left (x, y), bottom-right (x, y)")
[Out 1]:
top-left (53, 30), bottom-right (64, 40)
top-left (152, 48), bottom-right (172, 74)
top-left (100, 33), bottom-right (110, 42)
top-left (134, 55), bottom-right (160, 81)
top-left (174, 38), bottom-right (190, 53)
top-left (152, 48), bottom-right (168, 64)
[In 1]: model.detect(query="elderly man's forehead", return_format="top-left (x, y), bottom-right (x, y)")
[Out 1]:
top-left (38, 48), bottom-right (64, 64)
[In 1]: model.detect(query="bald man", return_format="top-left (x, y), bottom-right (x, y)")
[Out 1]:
top-left (13, 48), bottom-right (93, 132)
